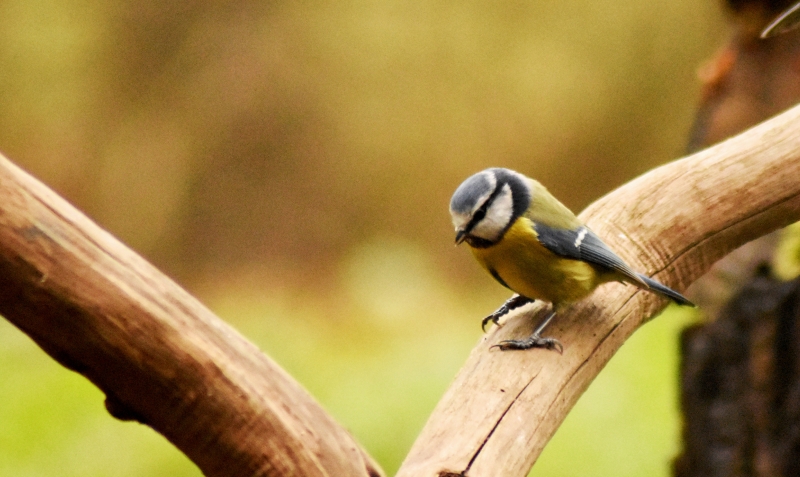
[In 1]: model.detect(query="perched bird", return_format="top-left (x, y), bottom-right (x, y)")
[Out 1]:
top-left (449, 168), bottom-right (694, 352)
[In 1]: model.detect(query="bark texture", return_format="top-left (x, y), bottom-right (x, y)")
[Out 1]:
top-left (0, 156), bottom-right (382, 477)
top-left (675, 268), bottom-right (800, 477)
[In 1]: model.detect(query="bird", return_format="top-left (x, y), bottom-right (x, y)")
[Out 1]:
top-left (449, 167), bottom-right (694, 352)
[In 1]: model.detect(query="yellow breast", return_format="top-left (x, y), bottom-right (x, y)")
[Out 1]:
top-left (469, 218), bottom-right (600, 306)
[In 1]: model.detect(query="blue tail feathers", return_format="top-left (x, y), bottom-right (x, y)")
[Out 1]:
top-left (636, 273), bottom-right (695, 307)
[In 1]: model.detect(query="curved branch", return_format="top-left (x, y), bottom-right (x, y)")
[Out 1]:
top-left (397, 104), bottom-right (800, 477)
top-left (0, 156), bottom-right (383, 477)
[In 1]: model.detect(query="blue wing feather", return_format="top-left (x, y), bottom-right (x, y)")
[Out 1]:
top-left (533, 223), bottom-right (647, 287)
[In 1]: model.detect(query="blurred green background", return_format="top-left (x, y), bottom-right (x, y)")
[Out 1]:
top-left (0, 1), bottom-right (728, 476)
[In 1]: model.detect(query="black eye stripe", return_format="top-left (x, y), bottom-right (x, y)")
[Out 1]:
top-left (473, 204), bottom-right (487, 222)
top-left (464, 181), bottom-right (504, 235)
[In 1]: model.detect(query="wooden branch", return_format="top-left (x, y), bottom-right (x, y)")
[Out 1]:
top-left (0, 156), bottom-right (383, 477)
top-left (397, 103), bottom-right (800, 477)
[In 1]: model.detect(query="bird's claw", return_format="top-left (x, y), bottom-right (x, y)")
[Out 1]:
top-left (481, 310), bottom-right (505, 332)
top-left (481, 295), bottom-right (533, 332)
top-left (491, 334), bottom-right (563, 354)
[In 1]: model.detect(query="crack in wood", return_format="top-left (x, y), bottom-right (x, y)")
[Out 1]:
top-left (457, 374), bottom-right (538, 475)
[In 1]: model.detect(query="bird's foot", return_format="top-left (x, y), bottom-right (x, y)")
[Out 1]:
top-left (481, 309), bottom-right (505, 332)
top-left (481, 295), bottom-right (533, 332)
top-left (492, 334), bottom-right (563, 354)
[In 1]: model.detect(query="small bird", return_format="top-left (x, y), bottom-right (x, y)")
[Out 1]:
top-left (449, 168), bottom-right (694, 352)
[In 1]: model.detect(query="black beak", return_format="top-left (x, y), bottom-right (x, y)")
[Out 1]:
top-left (455, 229), bottom-right (466, 245)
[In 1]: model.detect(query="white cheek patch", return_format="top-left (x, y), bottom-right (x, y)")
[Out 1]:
top-left (471, 184), bottom-right (514, 242)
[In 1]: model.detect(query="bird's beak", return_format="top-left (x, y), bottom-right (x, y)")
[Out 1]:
top-left (455, 229), bottom-right (466, 245)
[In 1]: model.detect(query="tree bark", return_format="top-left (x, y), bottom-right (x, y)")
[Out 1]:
top-left (396, 103), bottom-right (800, 477)
top-left (675, 269), bottom-right (800, 477)
top-left (0, 156), bottom-right (383, 477)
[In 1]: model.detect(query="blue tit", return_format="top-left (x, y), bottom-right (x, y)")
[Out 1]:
top-left (449, 167), bottom-right (694, 352)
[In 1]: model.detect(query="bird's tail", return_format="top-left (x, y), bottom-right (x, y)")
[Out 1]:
top-left (636, 273), bottom-right (695, 307)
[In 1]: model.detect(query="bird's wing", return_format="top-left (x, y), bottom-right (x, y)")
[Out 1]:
top-left (533, 222), bottom-right (648, 287)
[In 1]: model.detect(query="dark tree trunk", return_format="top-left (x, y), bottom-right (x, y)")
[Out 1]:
top-left (675, 267), bottom-right (800, 477)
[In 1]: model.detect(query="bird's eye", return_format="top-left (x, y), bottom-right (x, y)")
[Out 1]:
top-left (472, 206), bottom-right (487, 223)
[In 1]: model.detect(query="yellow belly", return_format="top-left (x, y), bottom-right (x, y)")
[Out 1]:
top-left (470, 218), bottom-right (601, 306)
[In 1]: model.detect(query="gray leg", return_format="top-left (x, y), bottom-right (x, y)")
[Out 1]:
top-left (493, 310), bottom-right (563, 353)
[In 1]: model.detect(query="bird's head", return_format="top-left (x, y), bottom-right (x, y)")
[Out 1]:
top-left (449, 168), bottom-right (531, 248)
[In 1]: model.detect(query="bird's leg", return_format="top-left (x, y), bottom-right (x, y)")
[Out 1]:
top-left (493, 310), bottom-right (563, 353)
top-left (481, 294), bottom-right (533, 331)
